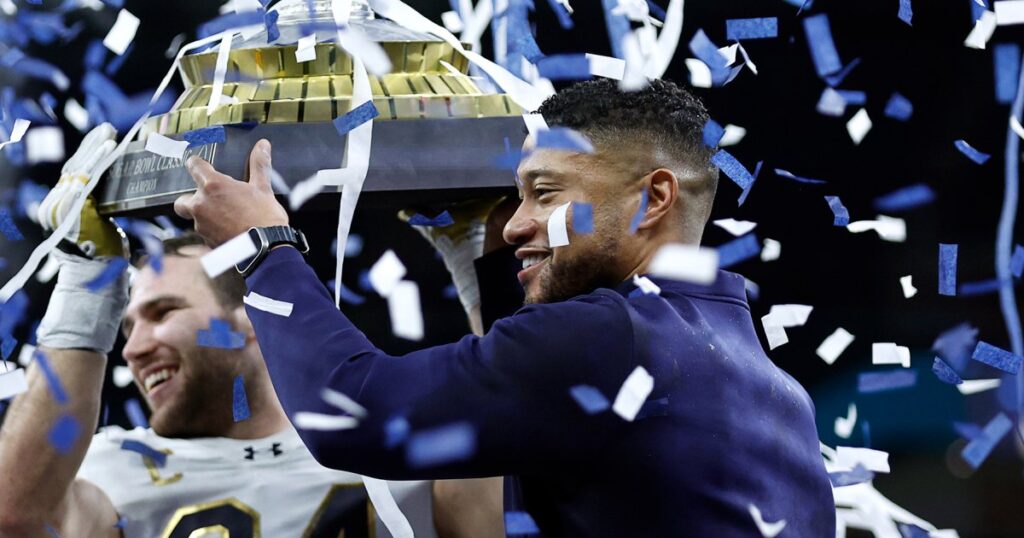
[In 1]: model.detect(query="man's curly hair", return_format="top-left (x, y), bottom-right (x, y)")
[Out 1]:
top-left (536, 78), bottom-right (717, 182)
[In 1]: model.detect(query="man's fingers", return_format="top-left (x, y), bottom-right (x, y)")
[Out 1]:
top-left (173, 194), bottom-right (195, 220)
top-left (185, 156), bottom-right (233, 189)
top-left (246, 139), bottom-right (274, 192)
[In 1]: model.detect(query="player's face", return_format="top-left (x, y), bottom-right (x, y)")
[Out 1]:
top-left (508, 142), bottom-right (640, 304)
top-left (121, 250), bottom-right (249, 437)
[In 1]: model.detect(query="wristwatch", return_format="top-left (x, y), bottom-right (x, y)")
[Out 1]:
top-left (235, 225), bottom-right (310, 277)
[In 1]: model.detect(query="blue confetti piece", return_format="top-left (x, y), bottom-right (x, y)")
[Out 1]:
top-left (572, 202), bottom-right (593, 234)
top-left (34, 350), bottom-right (68, 405)
top-left (873, 183), bottom-right (934, 212)
top-left (898, 0), bottom-right (913, 25)
top-left (711, 149), bottom-right (754, 191)
top-left (536, 54), bottom-right (590, 81)
top-left (0, 291), bottom-right (29, 338)
top-left (958, 278), bottom-right (1007, 297)
top-left (726, 17), bottom-right (778, 41)
top-left (198, 10), bottom-right (266, 39)
top-left (495, 149), bottom-right (526, 170)
top-left (961, 412), bottom-right (1012, 469)
top-left (104, 43), bottom-right (132, 76)
top-left (504, 511), bottom-right (541, 535)
top-left (954, 139), bottom-right (990, 164)
top-left (232, 375), bottom-right (251, 422)
top-left (406, 422), bottom-right (476, 468)
top-left (544, 0), bottom-right (573, 29)
top-left (774, 168), bottom-right (827, 185)
top-left (48, 414), bottom-right (81, 454)
top-left (931, 357), bottom-right (963, 385)
top-left (858, 370), bottom-right (918, 394)
top-left (124, 398), bottom-right (149, 429)
top-left (835, 90), bottom-right (866, 105)
top-left (0, 207), bottom-right (24, 241)
top-left (114, 516), bottom-right (128, 529)
top-left (737, 161), bottom-right (763, 207)
top-left (1, 335), bottom-right (15, 360)
top-left (953, 421), bottom-right (985, 441)
top-left (899, 523), bottom-right (929, 538)
top-left (938, 243), bottom-right (958, 296)
top-left (861, 421), bottom-right (872, 448)
top-left (880, 92), bottom-right (913, 121)
top-left (803, 14), bottom-right (842, 78)
top-left (628, 190), bottom-right (648, 234)
top-left (120, 439), bottom-right (167, 467)
top-left (85, 258), bottom-right (129, 292)
top-left (265, 9), bottom-right (280, 42)
top-left (383, 415), bottom-right (411, 448)
top-left (535, 127), bottom-right (595, 153)
top-left (197, 319), bottom-right (246, 349)
top-left (689, 29), bottom-right (730, 85)
top-left (84, 39), bottom-right (106, 70)
top-left (602, 0), bottom-right (630, 59)
top-left (932, 322), bottom-right (978, 370)
top-left (702, 118), bottom-right (724, 149)
top-left (442, 284), bottom-right (459, 300)
top-left (408, 211), bottom-right (454, 228)
top-left (823, 57), bottom-right (861, 88)
top-left (994, 44), bottom-right (1020, 105)
top-left (183, 126), bottom-right (226, 148)
top-left (824, 195), bottom-right (850, 226)
top-left (828, 464), bottom-right (874, 487)
top-left (333, 280), bottom-right (366, 305)
top-left (971, 341), bottom-right (1023, 374)
top-left (717, 233), bottom-right (760, 269)
top-left (1012, 245), bottom-right (1024, 278)
top-left (569, 385), bottom-right (609, 414)
top-left (333, 100), bottom-right (380, 136)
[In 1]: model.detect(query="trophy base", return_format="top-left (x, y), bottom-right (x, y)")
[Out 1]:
top-left (98, 116), bottom-right (525, 216)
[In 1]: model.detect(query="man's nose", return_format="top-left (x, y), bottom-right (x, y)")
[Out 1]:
top-left (502, 203), bottom-right (540, 246)
top-left (121, 323), bottom-right (156, 366)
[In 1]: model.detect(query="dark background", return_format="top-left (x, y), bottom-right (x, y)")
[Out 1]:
top-left (2, 0), bottom-right (1023, 535)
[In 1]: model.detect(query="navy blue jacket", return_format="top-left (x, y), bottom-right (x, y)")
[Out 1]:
top-left (245, 248), bottom-right (835, 537)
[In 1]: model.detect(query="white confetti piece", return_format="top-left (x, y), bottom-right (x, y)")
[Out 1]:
top-left (713, 218), bottom-right (757, 236)
top-left (632, 274), bottom-right (661, 295)
top-left (522, 113), bottom-right (549, 135)
top-left (847, 215), bottom-right (906, 242)
top-left (368, 250), bottom-right (407, 297)
top-left (321, 387), bottom-right (368, 418)
top-left (648, 243), bottom-right (719, 285)
top-left (736, 42), bottom-right (759, 75)
top-left (817, 327), bottom-right (855, 365)
top-left (388, 280), bottom-right (424, 341)
top-left (441, 10), bottom-right (464, 33)
top-left (0, 118), bottom-right (30, 150)
top-left (361, 477), bottom-right (415, 538)
top-left (34, 253), bottom-right (59, 283)
top-left (17, 343), bottom-right (36, 366)
top-left (835, 403), bottom-right (857, 439)
top-left (718, 43), bottom-right (739, 65)
top-left (995, 1), bottom-right (1024, 24)
top-left (206, 31), bottom-right (233, 116)
top-left (243, 291), bottom-right (294, 317)
top-left (642, 0), bottom-right (683, 79)
top-left (103, 9), bottom-right (140, 56)
top-left (719, 124), bottom-right (747, 146)
top-left (846, 108), bottom-right (872, 145)
top-left (586, 53), bottom-right (626, 80)
top-left (748, 504), bottom-right (787, 538)
top-left (766, 304), bottom-right (813, 327)
top-left (0, 368), bottom-right (28, 400)
top-left (685, 58), bottom-right (713, 88)
top-left (296, 33), bottom-right (318, 63)
top-left (612, 365), bottom-right (654, 421)
top-left (872, 342), bottom-right (911, 368)
top-left (760, 238), bottom-right (781, 262)
top-left (144, 132), bottom-right (189, 159)
top-left (63, 99), bottom-right (90, 132)
top-left (199, 232), bottom-right (257, 278)
top-left (899, 275), bottom-right (918, 298)
top-left (762, 319), bottom-right (789, 350)
top-left (294, 411), bottom-right (359, 431)
top-left (836, 446), bottom-right (890, 473)
top-left (25, 127), bottom-right (64, 164)
top-left (112, 365), bottom-right (134, 388)
top-left (964, 11), bottom-right (997, 49)
top-left (956, 378), bottom-right (1001, 395)
top-left (547, 202), bottom-right (572, 248)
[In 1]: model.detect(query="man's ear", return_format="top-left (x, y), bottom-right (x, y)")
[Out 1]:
top-left (231, 304), bottom-right (257, 344)
top-left (635, 168), bottom-right (679, 232)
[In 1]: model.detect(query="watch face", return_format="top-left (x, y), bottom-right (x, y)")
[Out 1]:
top-left (235, 228), bottom-right (264, 274)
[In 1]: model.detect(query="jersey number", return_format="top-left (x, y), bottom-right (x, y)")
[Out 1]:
top-left (160, 484), bottom-right (374, 538)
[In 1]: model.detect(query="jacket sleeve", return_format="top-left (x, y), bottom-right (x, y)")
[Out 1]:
top-left (245, 247), bottom-right (636, 480)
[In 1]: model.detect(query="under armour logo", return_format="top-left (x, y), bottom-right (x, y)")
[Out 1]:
top-left (243, 443), bottom-right (284, 460)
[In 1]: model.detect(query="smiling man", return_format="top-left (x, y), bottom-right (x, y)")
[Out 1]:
top-left (0, 125), bottom-right (434, 537)
top-left (176, 79), bottom-right (836, 536)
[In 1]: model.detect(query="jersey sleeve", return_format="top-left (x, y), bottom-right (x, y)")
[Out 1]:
top-left (245, 247), bottom-right (636, 480)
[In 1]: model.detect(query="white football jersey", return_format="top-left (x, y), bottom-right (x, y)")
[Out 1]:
top-left (78, 426), bottom-right (436, 538)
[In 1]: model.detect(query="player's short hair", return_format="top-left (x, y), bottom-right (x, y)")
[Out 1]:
top-left (536, 78), bottom-right (717, 184)
top-left (133, 232), bottom-right (246, 310)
